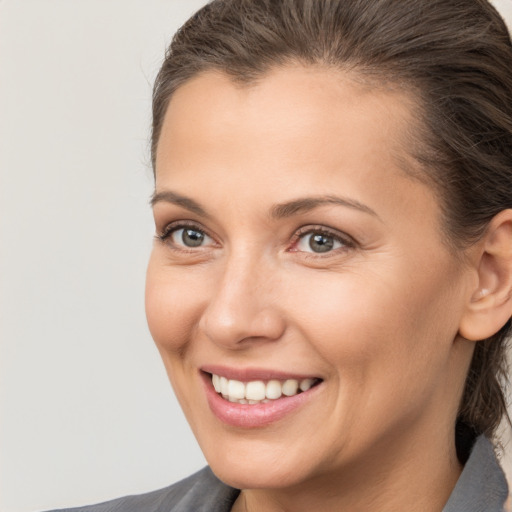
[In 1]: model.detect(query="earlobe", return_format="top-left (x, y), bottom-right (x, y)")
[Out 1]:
top-left (459, 209), bottom-right (512, 342)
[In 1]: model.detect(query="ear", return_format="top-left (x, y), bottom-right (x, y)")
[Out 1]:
top-left (459, 209), bottom-right (512, 341)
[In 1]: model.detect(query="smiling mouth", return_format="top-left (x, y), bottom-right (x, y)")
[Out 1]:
top-left (209, 373), bottom-right (323, 405)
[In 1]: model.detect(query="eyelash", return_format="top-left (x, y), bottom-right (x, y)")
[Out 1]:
top-left (157, 221), bottom-right (215, 247)
top-left (290, 226), bottom-right (355, 255)
top-left (157, 221), bottom-right (356, 256)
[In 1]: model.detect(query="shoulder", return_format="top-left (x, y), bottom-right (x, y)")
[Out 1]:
top-left (443, 436), bottom-right (509, 512)
top-left (44, 467), bottom-right (239, 512)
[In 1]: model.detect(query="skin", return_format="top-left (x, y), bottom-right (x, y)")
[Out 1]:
top-left (145, 66), bottom-right (480, 512)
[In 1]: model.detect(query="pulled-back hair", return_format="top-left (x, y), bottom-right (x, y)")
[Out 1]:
top-left (152, 0), bottom-right (512, 440)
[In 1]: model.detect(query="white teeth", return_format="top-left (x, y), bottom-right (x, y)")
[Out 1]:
top-left (220, 376), bottom-right (229, 396)
top-left (282, 379), bottom-right (299, 396)
top-left (245, 380), bottom-right (266, 401)
top-left (211, 374), bottom-right (319, 404)
top-left (228, 379), bottom-right (245, 400)
top-left (266, 380), bottom-right (282, 400)
top-left (299, 378), bottom-right (314, 391)
top-left (212, 374), bottom-right (221, 393)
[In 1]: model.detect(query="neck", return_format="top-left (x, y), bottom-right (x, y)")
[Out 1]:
top-left (232, 426), bottom-right (462, 512)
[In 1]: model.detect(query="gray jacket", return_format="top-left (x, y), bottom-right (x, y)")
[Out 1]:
top-left (46, 436), bottom-right (509, 512)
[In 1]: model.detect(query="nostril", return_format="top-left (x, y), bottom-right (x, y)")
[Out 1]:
top-left (199, 303), bottom-right (286, 348)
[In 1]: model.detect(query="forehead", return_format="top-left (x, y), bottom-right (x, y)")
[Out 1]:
top-left (156, 65), bottom-right (422, 182)
top-left (155, 66), bottom-right (436, 223)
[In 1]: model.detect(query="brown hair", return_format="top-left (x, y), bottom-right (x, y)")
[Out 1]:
top-left (152, 0), bottom-right (512, 440)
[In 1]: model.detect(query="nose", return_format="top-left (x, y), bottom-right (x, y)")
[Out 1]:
top-left (198, 253), bottom-right (286, 349)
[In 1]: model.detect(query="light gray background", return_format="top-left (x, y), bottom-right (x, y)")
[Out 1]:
top-left (1, 1), bottom-right (511, 511)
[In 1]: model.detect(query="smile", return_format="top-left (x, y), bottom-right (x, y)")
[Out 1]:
top-left (211, 373), bottom-right (321, 404)
top-left (201, 367), bottom-right (324, 427)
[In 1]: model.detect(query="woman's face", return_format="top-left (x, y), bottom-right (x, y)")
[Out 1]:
top-left (146, 66), bottom-right (474, 490)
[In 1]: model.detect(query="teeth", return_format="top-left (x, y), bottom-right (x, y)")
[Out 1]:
top-left (266, 380), bottom-right (282, 400)
top-left (299, 378), bottom-right (314, 392)
top-left (282, 379), bottom-right (299, 396)
top-left (212, 374), bottom-right (221, 393)
top-left (210, 374), bottom-right (319, 404)
top-left (246, 380), bottom-right (266, 401)
top-left (220, 376), bottom-right (229, 396)
top-left (228, 379), bottom-right (245, 400)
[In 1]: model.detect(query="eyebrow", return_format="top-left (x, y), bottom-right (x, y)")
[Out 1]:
top-left (150, 190), bottom-right (210, 218)
top-left (150, 190), bottom-right (379, 221)
top-left (270, 195), bottom-right (379, 220)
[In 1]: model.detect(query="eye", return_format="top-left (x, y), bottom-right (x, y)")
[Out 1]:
top-left (172, 227), bottom-right (211, 247)
top-left (294, 229), bottom-right (349, 254)
top-left (159, 223), bottom-right (214, 249)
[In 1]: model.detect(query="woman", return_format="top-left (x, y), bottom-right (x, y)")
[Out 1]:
top-left (50, 0), bottom-right (512, 510)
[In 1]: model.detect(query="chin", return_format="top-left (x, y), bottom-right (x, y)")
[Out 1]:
top-left (196, 430), bottom-right (327, 491)
top-left (209, 457), bottom-right (309, 491)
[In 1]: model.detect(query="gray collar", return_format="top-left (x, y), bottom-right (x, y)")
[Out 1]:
top-left (171, 467), bottom-right (239, 512)
top-left (442, 435), bottom-right (508, 512)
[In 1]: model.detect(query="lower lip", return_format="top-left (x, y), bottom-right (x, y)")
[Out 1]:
top-left (201, 373), bottom-right (322, 428)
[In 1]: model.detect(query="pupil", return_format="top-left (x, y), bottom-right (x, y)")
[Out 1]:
top-left (182, 229), bottom-right (204, 247)
top-left (310, 233), bottom-right (334, 253)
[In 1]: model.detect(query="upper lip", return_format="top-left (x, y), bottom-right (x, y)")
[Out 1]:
top-left (201, 365), bottom-right (322, 382)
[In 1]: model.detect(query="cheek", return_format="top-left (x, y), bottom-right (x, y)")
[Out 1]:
top-left (145, 259), bottom-right (208, 420)
top-left (286, 261), bottom-right (460, 382)
top-left (145, 257), bottom-right (201, 354)
top-left (287, 267), bottom-right (462, 440)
